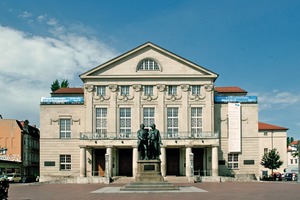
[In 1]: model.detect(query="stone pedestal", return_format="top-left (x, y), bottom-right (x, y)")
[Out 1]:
top-left (135, 160), bottom-right (164, 182)
top-left (120, 159), bottom-right (179, 191)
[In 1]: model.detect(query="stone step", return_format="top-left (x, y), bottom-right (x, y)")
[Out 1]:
top-left (120, 182), bottom-right (179, 191)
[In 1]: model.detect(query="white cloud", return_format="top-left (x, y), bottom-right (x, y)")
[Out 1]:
top-left (0, 23), bottom-right (117, 126)
top-left (251, 90), bottom-right (300, 110)
top-left (19, 11), bottom-right (32, 18)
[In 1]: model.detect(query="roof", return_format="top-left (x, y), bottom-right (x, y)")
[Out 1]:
top-left (258, 122), bottom-right (288, 131)
top-left (80, 41), bottom-right (219, 80)
top-left (51, 88), bottom-right (84, 94)
top-left (290, 140), bottom-right (299, 145)
top-left (215, 86), bottom-right (247, 94)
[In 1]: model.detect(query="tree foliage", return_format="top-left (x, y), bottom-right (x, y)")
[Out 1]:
top-left (260, 149), bottom-right (283, 174)
top-left (51, 79), bottom-right (69, 92)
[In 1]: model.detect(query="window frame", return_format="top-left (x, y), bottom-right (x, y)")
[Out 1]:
top-left (143, 85), bottom-right (154, 96)
top-left (119, 108), bottom-right (131, 138)
top-left (120, 85), bottom-right (130, 96)
top-left (191, 107), bottom-right (203, 137)
top-left (143, 107), bottom-right (155, 127)
top-left (96, 86), bottom-right (106, 96)
top-left (95, 108), bottom-right (107, 138)
top-left (167, 107), bottom-right (179, 138)
top-left (137, 59), bottom-right (160, 71)
top-left (168, 85), bottom-right (177, 95)
top-left (59, 119), bottom-right (71, 139)
top-left (60, 155), bottom-right (71, 171)
top-left (228, 154), bottom-right (239, 169)
top-left (191, 85), bottom-right (201, 95)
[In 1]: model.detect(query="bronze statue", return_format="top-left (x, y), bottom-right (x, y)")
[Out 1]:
top-left (148, 124), bottom-right (162, 160)
top-left (137, 124), bottom-right (149, 160)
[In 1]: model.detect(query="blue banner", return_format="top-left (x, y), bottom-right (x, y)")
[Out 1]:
top-left (214, 96), bottom-right (257, 103)
top-left (40, 97), bottom-right (84, 104)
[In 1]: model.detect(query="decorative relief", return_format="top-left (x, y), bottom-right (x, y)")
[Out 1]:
top-left (85, 84), bottom-right (94, 92)
top-left (94, 95), bottom-right (110, 102)
top-left (204, 84), bottom-right (214, 92)
top-left (73, 119), bottom-right (81, 125)
top-left (132, 84), bottom-right (142, 92)
top-left (157, 84), bottom-right (166, 92)
top-left (50, 118), bottom-right (59, 125)
top-left (108, 84), bottom-right (118, 92)
top-left (141, 94), bottom-right (158, 101)
top-left (180, 84), bottom-right (190, 92)
top-left (165, 94), bottom-right (182, 101)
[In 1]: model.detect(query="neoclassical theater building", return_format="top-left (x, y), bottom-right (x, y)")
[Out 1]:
top-left (39, 42), bottom-right (287, 182)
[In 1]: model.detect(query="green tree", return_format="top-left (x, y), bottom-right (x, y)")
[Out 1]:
top-left (260, 149), bottom-right (283, 178)
top-left (51, 79), bottom-right (60, 92)
top-left (50, 79), bottom-right (69, 92)
top-left (61, 79), bottom-right (69, 88)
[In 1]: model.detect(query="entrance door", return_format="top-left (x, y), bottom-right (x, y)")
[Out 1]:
top-left (192, 148), bottom-right (204, 175)
top-left (95, 149), bottom-right (106, 176)
top-left (166, 148), bottom-right (180, 175)
top-left (118, 149), bottom-right (132, 176)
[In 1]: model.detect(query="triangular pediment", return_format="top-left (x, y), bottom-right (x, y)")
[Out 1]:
top-left (80, 42), bottom-right (218, 80)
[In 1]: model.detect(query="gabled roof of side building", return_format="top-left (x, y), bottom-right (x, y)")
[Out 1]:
top-left (258, 122), bottom-right (289, 131)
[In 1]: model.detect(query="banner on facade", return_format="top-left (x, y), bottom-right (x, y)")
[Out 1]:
top-left (215, 96), bottom-right (257, 103)
top-left (40, 97), bottom-right (84, 104)
top-left (228, 103), bottom-right (241, 153)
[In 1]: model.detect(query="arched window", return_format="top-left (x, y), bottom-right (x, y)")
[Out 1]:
top-left (137, 59), bottom-right (160, 71)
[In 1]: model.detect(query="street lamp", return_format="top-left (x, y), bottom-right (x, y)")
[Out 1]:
top-left (0, 148), bottom-right (7, 155)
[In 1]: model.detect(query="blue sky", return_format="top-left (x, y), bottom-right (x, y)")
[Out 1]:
top-left (1, 0), bottom-right (300, 139)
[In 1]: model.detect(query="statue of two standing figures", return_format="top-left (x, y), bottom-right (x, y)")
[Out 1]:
top-left (137, 123), bottom-right (162, 160)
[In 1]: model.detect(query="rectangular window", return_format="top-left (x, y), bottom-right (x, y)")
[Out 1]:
top-left (264, 132), bottom-right (268, 136)
top-left (143, 108), bottom-right (155, 127)
top-left (167, 108), bottom-right (178, 138)
top-left (191, 107), bottom-right (203, 137)
top-left (120, 86), bottom-right (130, 95)
top-left (60, 119), bottom-right (71, 139)
top-left (228, 154), bottom-right (239, 169)
top-left (60, 155), bottom-right (71, 171)
top-left (264, 148), bottom-right (268, 154)
top-left (143, 85), bottom-right (154, 96)
top-left (120, 108), bottom-right (131, 138)
top-left (168, 86), bottom-right (177, 95)
top-left (96, 86), bottom-right (106, 96)
top-left (296, 159), bottom-right (298, 164)
top-left (192, 85), bottom-right (201, 95)
top-left (96, 108), bottom-right (107, 138)
top-left (291, 159), bottom-right (293, 164)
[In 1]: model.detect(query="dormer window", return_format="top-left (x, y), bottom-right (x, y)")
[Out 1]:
top-left (137, 59), bottom-right (160, 71)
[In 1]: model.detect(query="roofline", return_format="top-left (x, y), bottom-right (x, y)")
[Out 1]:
top-left (79, 41), bottom-right (219, 80)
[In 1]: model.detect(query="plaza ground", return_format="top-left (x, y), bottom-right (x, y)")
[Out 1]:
top-left (8, 181), bottom-right (300, 200)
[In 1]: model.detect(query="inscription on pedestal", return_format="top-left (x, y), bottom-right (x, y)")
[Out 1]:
top-left (144, 165), bottom-right (155, 171)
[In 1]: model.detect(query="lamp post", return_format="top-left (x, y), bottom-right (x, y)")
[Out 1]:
top-left (0, 148), bottom-right (7, 155)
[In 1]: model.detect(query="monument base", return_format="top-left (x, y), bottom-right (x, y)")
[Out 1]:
top-left (120, 159), bottom-right (179, 191)
top-left (135, 159), bottom-right (164, 182)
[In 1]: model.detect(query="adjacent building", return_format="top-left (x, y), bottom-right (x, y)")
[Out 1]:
top-left (0, 119), bottom-right (40, 178)
top-left (39, 42), bottom-right (288, 182)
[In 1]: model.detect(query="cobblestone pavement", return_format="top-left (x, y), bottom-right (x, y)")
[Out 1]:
top-left (8, 181), bottom-right (300, 200)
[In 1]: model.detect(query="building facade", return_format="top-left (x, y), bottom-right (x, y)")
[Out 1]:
top-left (0, 119), bottom-right (40, 178)
top-left (39, 42), bottom-right (287, 182)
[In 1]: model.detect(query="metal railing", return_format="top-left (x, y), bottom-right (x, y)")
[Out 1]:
top-left (79, 131), bottom-right (219, 140)
top-left (194, 169), bottom-right (212, 177)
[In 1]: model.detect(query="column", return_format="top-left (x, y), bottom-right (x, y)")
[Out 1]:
top-left (132, 146), bottom-right (138, 177)
top-left (212, 146), bottom-right (219, 176)
top-left (160, 147), bottom-right (166, 177)
top-left (106, 147), bottom-right (112, 177)
top-left (185, 146), bottom-right (192, 177)
top-left (80, 146), bottom-right (86, 177)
